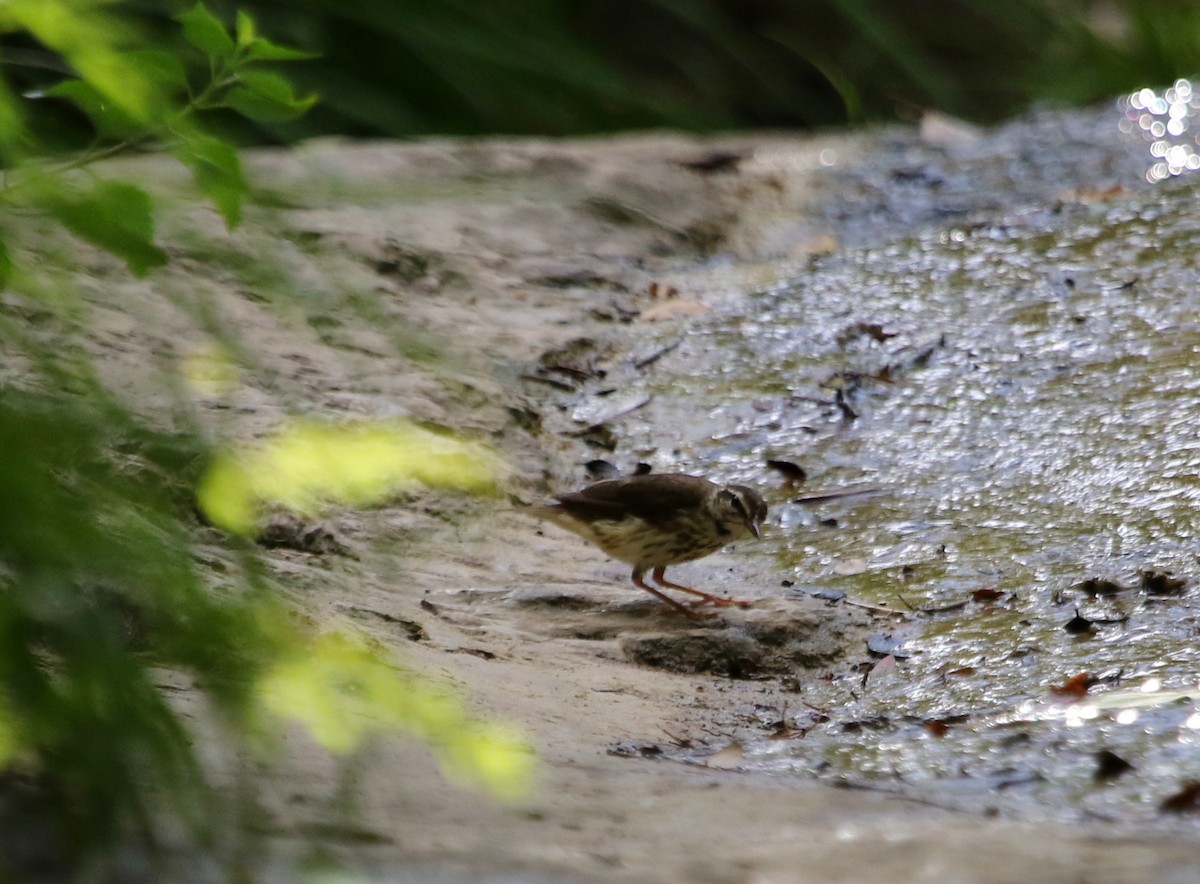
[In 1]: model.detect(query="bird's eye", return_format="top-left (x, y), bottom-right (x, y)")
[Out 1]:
top-left (729, 496), bottom-right (747, 517)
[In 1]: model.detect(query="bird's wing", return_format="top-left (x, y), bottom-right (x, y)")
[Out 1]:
top-left (553, 475), bottom-right (708, 522)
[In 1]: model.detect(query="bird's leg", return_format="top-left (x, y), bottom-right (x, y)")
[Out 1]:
top-left (651, 566), bottom-right (752, 608)
top-left (632, 568), bottom-right (717, 620)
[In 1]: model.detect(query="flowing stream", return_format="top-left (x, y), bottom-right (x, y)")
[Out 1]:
top-left (615, 91), bottom-right (1200, 825)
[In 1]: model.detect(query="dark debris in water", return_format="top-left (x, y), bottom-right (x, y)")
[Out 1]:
top-left (971, 587), bottom-right (1007, 603)
top-left (582, 458), bottom-right (650, 481)
top-left (1076, 577), bottom-right (1129, 597)
top-left (1063, 609), bottom-right (1097, 635)
top-left (765, 458), bottom-right (807, 484)
top-left (1094, 750), bottom-right (1134, 781)
top-left (1160, 781), bottom-right (1200, 814)
top-left (583, 458), bottom-right (622, 480)
top-left (1140, 569), bottom-right (1188, 596)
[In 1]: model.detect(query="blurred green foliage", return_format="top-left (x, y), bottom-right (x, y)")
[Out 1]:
top-left (0, 0), bottom-right (315, 286)
top-left (0, 4), bottom-right (528, 875)
top-left (0, 378), bottom-right (278, 859)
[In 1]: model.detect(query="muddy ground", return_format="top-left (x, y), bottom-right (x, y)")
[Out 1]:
top-left (28, 124), bottom-right (1200, 881)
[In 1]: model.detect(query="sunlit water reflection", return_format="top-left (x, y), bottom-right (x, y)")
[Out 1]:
top-left (616, 102), bottom-right (1200, 825)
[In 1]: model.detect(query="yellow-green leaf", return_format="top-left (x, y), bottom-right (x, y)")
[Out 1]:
top-left (196, 419), bottom-right (500, 535)
top-left (176, 2), bottom-right (234, 59)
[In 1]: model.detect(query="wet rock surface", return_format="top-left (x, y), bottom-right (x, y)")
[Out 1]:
top-left (19, 101), bottom-right (1200, 881)
top-left (621, 604), bottom-right (844, 678)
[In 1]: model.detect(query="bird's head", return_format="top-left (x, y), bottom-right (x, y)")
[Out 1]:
top-left (711, 484), bottom-right (767, 539)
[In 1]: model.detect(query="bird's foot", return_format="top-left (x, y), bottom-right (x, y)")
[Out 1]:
top-left (686, 595), bottom-right (752, 609)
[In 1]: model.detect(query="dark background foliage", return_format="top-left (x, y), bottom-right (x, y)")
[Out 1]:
top-left (102, 0), bottom-right (1200, 142)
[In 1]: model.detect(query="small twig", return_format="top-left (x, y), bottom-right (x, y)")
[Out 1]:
top-left (519, 373), bottom-right (575, 391)
top-left (632, 336), bottom-right (683, 370)
top-left (659, 726), bottom-right (691, 747)
top-left (840, 597), bottom-right (912, 618)
top-left (793, 485), bottom-right (883, 504)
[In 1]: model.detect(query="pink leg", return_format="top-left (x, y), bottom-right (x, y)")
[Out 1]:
top-left (651, 566), bottom-right (751, 609)
top-left (632, 569), bottom-right (717, 620)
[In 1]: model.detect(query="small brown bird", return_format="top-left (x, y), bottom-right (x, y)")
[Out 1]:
top-left (530, 473), bottom-right (767, 617)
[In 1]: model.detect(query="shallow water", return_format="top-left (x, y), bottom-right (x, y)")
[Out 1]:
top-left (619, 102), bottom-right (1200, 824)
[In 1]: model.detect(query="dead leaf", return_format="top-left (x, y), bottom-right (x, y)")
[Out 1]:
top-left (923, 720), bottom-right (949, 738)
top-left (833, 558), bottom-right (868, 576)
top-left (1050, 672), bottom-right (1095, 698)
top-left (837, 321), bottom-right (899, 345)
top-left (919, 110), bottom-right (983, 150)
top-left (789, 233), bottom-right (839, 259)
top-left (640, 300), bottom-right (712, 322)
top-left (867, 633), bottom-right (908, 658)
top-left (863, 654), bottom-right (898, 686)
top-left (704, 740), bottom-right (745, 770)
top-left (1060, 184), bottom-right (1125, 204)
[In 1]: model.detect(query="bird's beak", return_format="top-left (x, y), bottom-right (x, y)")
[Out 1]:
top-left (746, 518), bottom-right (761, 539)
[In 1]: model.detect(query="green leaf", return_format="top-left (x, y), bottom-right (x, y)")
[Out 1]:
top-left (176, 135), bottom-right (247, 229)
top-left (44, 80), bottom-right (142, 140)
top-left (242, 38), bottom-right (320, 63)
top-left (0, 236), bottom-right (12, 290)
top-left (127, 50), bottom-right (189, 94)
top-left (46, 181), bottom-right (168, 277)
top-left (233, 7), bottom-right (317, 61)
top-left (0, 73), bottom-right (28, 160)
top-left (225, 69), bottom-right (316, 121)
top-left (225, 70), bottom-right (317, 122)
top-left (176, 2), bottom-right (234, 60)
top-left (235, 9), bottom-right (256, 47)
